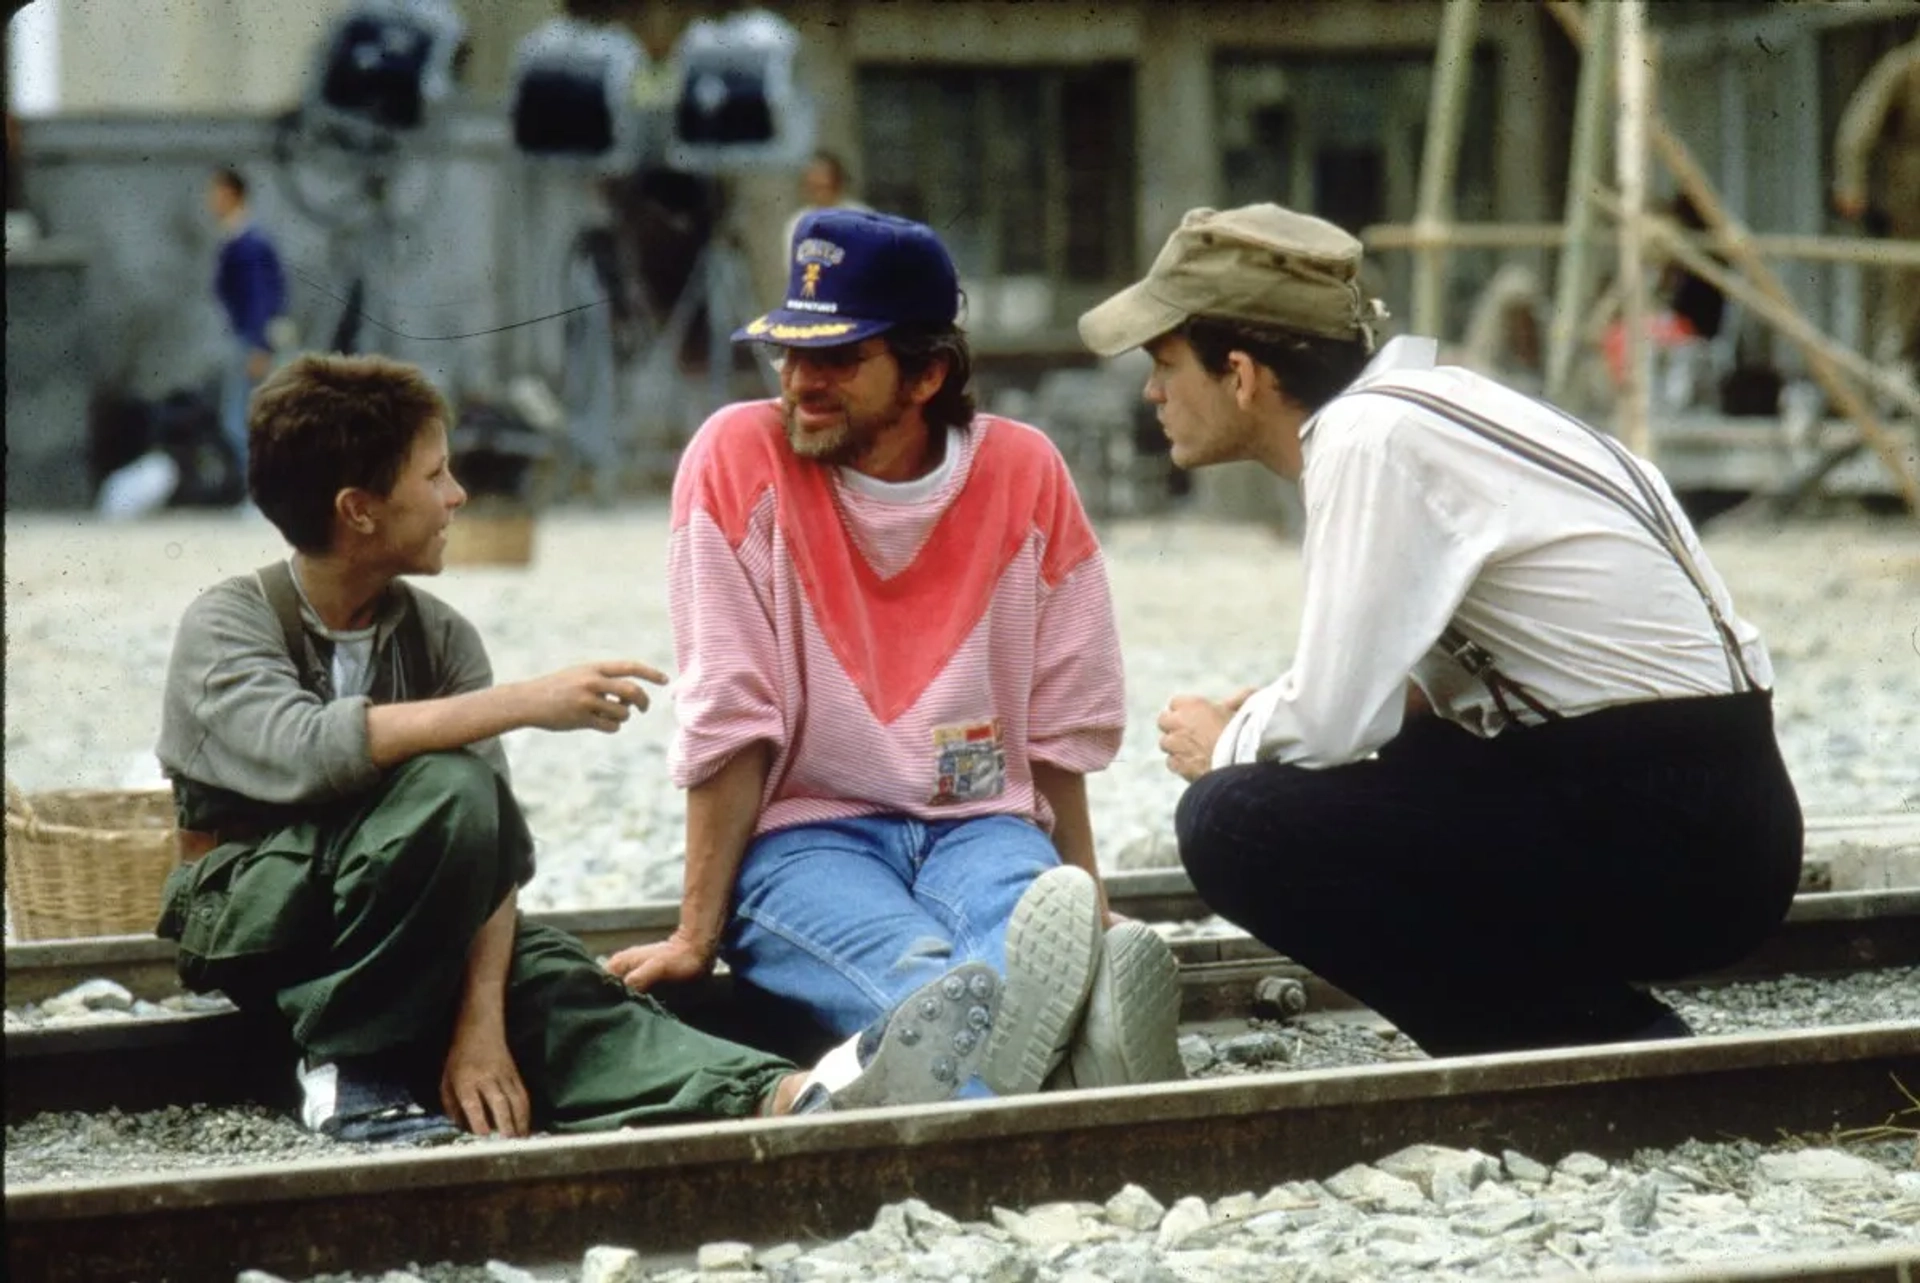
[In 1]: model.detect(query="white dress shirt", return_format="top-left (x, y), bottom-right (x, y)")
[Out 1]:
top-left (1214, 336), bottom-right (1774, 770)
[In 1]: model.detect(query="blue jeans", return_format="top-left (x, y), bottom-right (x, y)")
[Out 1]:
top-left (221, 342), bottom-right (258, 476)
top-left (723, 814), bottom-right (1062, 1041)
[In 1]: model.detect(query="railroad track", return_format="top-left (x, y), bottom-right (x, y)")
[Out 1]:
top-left (6, 876), bottom-right (1919, 1121)
top-left (7, 1022), bottom-right (1916, 1282)
top-left (7, 873), bottom-right (1918, 1282)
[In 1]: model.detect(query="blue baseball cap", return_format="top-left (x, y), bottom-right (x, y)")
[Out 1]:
top-left (734, 209), bottom-right (961, 347)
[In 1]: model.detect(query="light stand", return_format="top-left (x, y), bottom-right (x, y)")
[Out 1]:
top-left (626, 8), bottom-right (814, 451)
top-left (624, 176), bottom-right (779, 477)
top-left (511, 17), bottom-right (660, 502)
top-left (272, 0), bottom-right (464, 358)
top-left (270, 113), bottom-right (433, 360)
top-left (510, 9), bottom-right (813, 493)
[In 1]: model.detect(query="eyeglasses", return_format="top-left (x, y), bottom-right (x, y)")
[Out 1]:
top-left (757, 341), bottom-right (886, 377)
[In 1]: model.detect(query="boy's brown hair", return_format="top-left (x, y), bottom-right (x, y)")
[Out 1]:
top-left (248, 353), bottom-right (450, 553)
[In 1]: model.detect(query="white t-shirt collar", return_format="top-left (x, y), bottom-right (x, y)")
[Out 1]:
top-left (836, 428), bottom-right (966, 504)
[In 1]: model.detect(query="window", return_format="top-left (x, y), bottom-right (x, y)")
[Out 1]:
top-left (858, 64), bottom-right (1136, 335)
top-left (1215, 53), bottom-right (1499, 325)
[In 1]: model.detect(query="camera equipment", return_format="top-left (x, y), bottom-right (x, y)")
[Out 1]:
top-left (307, 0), bottom-right (466, 147)
top-left (270, 0), bottom-right (466, 360)
top-left (666, 9), bottom-right (815, 173)
top-left (509, 18), bottom-right (653, 173)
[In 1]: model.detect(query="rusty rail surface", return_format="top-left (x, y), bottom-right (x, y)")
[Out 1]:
top-left (8, 1023), bottom-right (1917, 1283)
top-left (2, 953), bottom-right (1289, 1122)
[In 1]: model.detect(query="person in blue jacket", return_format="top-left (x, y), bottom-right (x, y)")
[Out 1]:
top-left (208, 166), bottom-right (288, 477)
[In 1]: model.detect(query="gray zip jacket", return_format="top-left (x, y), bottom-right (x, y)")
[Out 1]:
top-left (157, 568), bottom-right (506, 815)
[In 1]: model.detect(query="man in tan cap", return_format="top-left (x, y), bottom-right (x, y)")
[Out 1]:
top-left (1081, 204), bottom-right (1803, 1057)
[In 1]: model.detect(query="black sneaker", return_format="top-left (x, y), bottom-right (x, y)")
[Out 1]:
top-left (298, 1055), bottom-right (462, 1145)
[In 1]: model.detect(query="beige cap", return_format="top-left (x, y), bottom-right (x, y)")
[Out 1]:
top-left (1078, 204), bottom-right (1383, 357)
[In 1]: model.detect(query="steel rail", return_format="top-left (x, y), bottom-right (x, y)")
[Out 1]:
top-left (11, 802), bottom-right (1914, 1006)
top-left (8, 1022), bottom-right (1916, 1283)
top-left (0, 867), bottom-right (1209, 1008)
top-left (7, 887), bottom-right (1917, 1122)
top-left (6, 868), bottom-right (1915, 1007)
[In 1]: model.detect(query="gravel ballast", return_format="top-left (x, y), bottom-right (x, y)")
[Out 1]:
top-left (31, 1137), bottom-right (1920, 1283)
top-left (4, 508), bottom-right (1916, 916)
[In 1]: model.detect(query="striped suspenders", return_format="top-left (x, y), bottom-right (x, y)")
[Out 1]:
top-left (1349, 383), bottom-right (1760, 727)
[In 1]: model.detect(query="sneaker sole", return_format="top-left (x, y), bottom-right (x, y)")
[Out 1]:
top-left (829, 962), bottom-right (1000, 1111)
top-left (1063, 920), bottom-right (1186, 1089)
top-left (981, 865), bottom-right (1101, 1096)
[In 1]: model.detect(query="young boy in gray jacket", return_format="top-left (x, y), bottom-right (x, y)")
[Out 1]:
top-left (155, 352), bottom-right (1013, 1141)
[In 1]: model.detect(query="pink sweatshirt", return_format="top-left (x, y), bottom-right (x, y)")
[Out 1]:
top-left (668, 400), bottom-right (1126, 838)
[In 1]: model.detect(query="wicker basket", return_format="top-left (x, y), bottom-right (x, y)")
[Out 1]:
top-left (444, 499), bottom-right (536, 567)
top-left (4, 781), bottom-right (180, 941)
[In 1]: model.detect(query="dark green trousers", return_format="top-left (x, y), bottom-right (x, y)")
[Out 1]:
top-left (158, 752), bottom-right (792, 1129)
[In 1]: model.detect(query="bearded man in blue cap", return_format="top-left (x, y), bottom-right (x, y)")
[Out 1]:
top-left (608, 209), bottom-right (1185, 1097)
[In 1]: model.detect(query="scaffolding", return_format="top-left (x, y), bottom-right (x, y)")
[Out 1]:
top-left (1377, 0), bottom-right (1920, 518)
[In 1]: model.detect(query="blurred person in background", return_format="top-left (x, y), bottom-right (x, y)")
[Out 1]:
top-left (778, 149), bottom-right (871, 266)
top-left (207, 166), bottom-right (289, 479)
top-left (1601, 195), bottom-right (1730, 413)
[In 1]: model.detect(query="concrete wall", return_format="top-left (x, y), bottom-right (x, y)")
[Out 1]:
top-left (5, 238), bottom-right (91, 508)
top-left (39, 0), bottom-right (560, 114)
top-left (52, 0), bottom-right (356, 115)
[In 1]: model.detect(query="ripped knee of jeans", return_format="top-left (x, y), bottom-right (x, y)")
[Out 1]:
top-left (891, 935), bottom-right (954, 975)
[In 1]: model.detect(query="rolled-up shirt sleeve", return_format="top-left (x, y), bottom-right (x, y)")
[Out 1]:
top-left (161, 581), bottom-right (382, 803)
top-left (1028, 551), bottom-right (1126, 773)
top-left (430, 609), bottom-right (510, 782)
top-left (667, 496), bottom-right (788, 789)
top-left (1212, 420), bottom-right (1489, 770)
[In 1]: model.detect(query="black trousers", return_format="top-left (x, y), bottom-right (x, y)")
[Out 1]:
top-left (1175, 691), bottom-right (1803, 1056)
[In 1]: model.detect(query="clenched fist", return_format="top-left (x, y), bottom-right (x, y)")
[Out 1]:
top-left (1156, 686), bottom-right (1258, 782)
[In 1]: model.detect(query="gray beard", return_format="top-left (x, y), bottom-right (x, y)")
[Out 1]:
top-left (783, 411), bottom-right (862, 465)
top-left (782, 392), bottom-right (915, 467)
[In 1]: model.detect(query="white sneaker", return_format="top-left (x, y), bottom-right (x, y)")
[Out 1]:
top-left (1047, 921), bottom-right (1185, 1090)
top-left (980, 865), bottom-right (1102, 1096)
